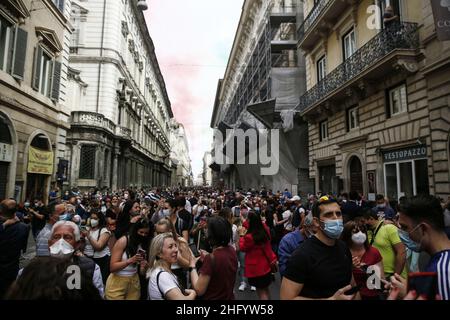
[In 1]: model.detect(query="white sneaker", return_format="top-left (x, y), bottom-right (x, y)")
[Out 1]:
top-left (250, 286), bottom-right (256, 291)
top-left (238, 282), bottom-right (247, 291)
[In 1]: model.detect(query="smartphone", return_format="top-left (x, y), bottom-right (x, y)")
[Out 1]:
top-left (189, 242), bottom-right (201, 257)
top-left (137, 249), bottom-right (147, 260)
top-left (408, 272), bottom-right (438, 300)
top-left (344, 285), bottom-right (361, 296)
top-left (234, 207), bottom-right (240, 217)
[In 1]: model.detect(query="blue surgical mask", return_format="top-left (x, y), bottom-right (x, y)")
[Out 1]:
top-left (398, 227), bottom-right (422, 252)
top-left (320, 219), bottom-right (344, 239)
top-left (59, 213), bottom-right (72, 221)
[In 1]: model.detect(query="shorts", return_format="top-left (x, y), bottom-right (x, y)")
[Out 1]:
top-left (247, 272), bottom-right (272, 289)
top-left (105, 273), bottom-right (140, 300)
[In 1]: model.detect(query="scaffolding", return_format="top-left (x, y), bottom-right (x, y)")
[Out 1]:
top-left (224, 6), bottom-right (299, 125)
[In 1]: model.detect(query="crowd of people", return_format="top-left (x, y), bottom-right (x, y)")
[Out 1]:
top-left (1, 186), bottom-right (450, 300)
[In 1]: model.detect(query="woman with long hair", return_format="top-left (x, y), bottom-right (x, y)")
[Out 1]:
top-left (341, 220), bottom-right (385, 300)
top-left (82, 209), bottom-right (111, 284)
top-left (115, 200), bottom-right (142, 239)
top-left (189, 216), bottom-right (238, 299)
top-left (154, 216), bottom-right (193, 289)
top-left (105, 219), bottom-right (152, 300)
top-left (147, 233), bottom-right (196, 300)
top-left (239, 210), bottom-right (277, 300)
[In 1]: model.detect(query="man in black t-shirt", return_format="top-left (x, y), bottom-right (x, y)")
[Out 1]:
top-left (281, 196), bottom-right (359, 300)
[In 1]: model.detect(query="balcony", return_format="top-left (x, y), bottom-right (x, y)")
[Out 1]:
top-left (71, 111), bottom-right (116, 134)
top-left (115, 126), bottom-right (132, 140)
top-left (297, 22), bottom-right (420, 117)
top-left (270, 5), bottom-right (297, 27)
top-left (298, 0), bottom-right (353, 51)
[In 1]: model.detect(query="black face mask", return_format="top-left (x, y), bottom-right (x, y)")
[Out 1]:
top-left (137, 234), bottom-right (148, 244)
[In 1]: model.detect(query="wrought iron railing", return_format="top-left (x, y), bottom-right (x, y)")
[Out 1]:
top-left (297, 0), bottom-right (332, 40)
top-left (297, 22), bottom-right (419, 113)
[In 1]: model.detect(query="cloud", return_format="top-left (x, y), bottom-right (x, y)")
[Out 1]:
top-left (145, 0), bottom-right (243, 177)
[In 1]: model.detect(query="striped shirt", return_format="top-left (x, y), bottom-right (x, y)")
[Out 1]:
top-left (425, 249), bottom-right (450, 300)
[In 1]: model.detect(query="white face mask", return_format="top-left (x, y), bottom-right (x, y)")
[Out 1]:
top-left (90, 219), bottom-right (99, 227)
top-left (163, 209), bottom-right (171, 217)
top-left (351, 231), bottom-right (367, 245)
top-left (49, 238), bottom-right (74, 258)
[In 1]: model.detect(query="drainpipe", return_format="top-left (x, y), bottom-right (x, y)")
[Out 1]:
top-left (96, 0), bottom-right (107, 113)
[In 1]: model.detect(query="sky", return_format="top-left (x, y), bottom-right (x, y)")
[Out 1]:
top-left (145, 1), bottom-right (244, 179)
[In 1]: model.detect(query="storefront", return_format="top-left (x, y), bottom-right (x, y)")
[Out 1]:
top-left (25, 134), bottom-right (54, 203)
top-left (0, 142), bottom-right (13, 200)
top-left (382, 145), bottom-right (429, 201)
top-left (0, 112), bottom-right (16, 201)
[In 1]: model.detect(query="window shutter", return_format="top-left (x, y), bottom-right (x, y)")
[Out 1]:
top-left (32, 46), bottom-right (42, 90)
top-left (51, 60), bottom-right (61, 101)
top-left (12, 28), bottom-right (27, 79)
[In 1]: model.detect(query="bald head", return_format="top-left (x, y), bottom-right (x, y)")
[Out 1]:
top-left (0, 199), bottom-right (17, 219)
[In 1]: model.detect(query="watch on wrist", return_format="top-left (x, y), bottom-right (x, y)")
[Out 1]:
top-left (189, 267), bottom-right (196, 272)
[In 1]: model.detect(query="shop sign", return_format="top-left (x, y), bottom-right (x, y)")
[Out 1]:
top-left (0, 142), bottom-right (13, 162)
top-left (382, 146), bottom-right (427, 163)
top-left (28, 146), bottom-right (54, 175)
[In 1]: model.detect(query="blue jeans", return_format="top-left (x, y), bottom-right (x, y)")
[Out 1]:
top-left (238, 251), bottom-right (247, 284)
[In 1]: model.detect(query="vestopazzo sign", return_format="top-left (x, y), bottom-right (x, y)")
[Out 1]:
top-left (431, 0), bottom-right (450, 41)
top-left (382, 145), bottom-right (427, 163)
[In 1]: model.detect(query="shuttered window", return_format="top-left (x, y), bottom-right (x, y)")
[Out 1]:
top-left (0, 16), bottom-right (14, 72)
top-left (12, 28), bottom-right (27, 79)
top-left (0, 15), bottom-right (27, 79)
top-left (32, 46), bottom-right (61, 101)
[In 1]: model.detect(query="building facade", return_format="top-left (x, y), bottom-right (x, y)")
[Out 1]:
top-left (168, 120), bottom-right (193, 187)
top-left (66, 0), bottom-right (173, 191)
top-left (210, 0), bottom-right (313, 195)
top-left (202, 151), bottom-right (212, 186)
top-left (298, 0), bottom-right (450, 200)
top-left (0, 0), bottom-right (71, 203)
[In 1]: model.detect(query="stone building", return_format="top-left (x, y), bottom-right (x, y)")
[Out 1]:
top-left (0, 0), bottom-right (71, 203)
top-left (66, 0), bottom-right (173, 191)
top-left (168, 120), bottom-right (193, 188)
top-left (210, 0), bottom-right (313, 195)
top-left (297, 0), bottom-right (450, 200)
